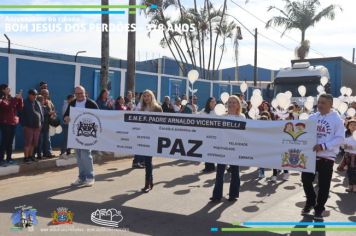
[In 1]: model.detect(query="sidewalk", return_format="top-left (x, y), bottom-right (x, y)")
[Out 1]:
top-left (0, 150), bottom-right (132, 178)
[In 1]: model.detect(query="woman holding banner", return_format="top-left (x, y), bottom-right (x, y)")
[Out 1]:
top-left (139, 90), bottom-right (163, 193)
top-left (210, 95), bottom-right (245, 202)
top-left (201, 97), bottom-right (217, 173)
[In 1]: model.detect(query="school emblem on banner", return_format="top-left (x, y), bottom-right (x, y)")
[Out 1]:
top-left (51, 207), bottom-right (74, 225)
top-left (71, 111), bottom-right (102, 146)
top-left (281, 149), bottom-right (307, 169)
top-left (283, 122), bottom-right (307, 141)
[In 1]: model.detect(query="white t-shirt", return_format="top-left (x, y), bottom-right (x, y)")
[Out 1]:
top-left (173, 105), bottom-right (181, 112)
top-left (344, 136), bottom-right (356, 155)
top-left (75, 100), bottom-right (86, 108)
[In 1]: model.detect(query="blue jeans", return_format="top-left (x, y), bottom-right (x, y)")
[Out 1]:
top-left (144, 156), bottom-right (153, 181)
top-left (42, 128), bottom-right (52, 155)
top-left (75, 149), bottom-right (94, 181)
top-left (213, 164), bottom-right (240, 199)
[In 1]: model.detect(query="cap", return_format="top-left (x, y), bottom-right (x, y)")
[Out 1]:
top-left (39, 81), bottom-right (47, 87)
top-left (28, 89), bottom-right (38, 95)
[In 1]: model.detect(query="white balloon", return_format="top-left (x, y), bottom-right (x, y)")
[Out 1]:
top-left (181, 100), bottom-right (188, 106)
top-left (251, 95), bottom-right (263, 108)
top-left (353, 131), bottom-right (356, 141)
top-left (271, 99), bottom-right (278, 109)
top-left (49, 126), bottom-right (56, 137)
top-left (298, 85), bottom-right (306, 97)
top-left (317, 85), bottom-right (324, 94)
top-left (276, 93), bottom-right (290, 110)
top-left (55, 125), bottom-right (63, 134)
top-left (285, 91), bottom-right (292, 99)
top-left (248, 107), bottom-right (259, 120)
top-left (338, 102), bottom-right (348, 115)
top-left (333, 98), bottom-right (341, 109)
top-left (240, 82), bottom-right (248, 93)
top-left (306, 96), bottom-right (314, 103)
top-left (347, 108), bottom-right (356, 117)
top-left (187, 69), bottom-right (199, 84)
top-left (346, 88), bottom-right (353, 97)
top-left (214, 104), bottom-right (226, 116)
top-left (220, 92), bottom-right (230, 104)
top-left (320, 76), bottom-right (328, 86)
top-left (304, 101), bottom-right (313, 111)
top-left (248, 110), bottom-right (257, 120)
top-left (299, 113), bottom-right (309, 120)
top-left (253, 89), bottom-right (261, 96)
top-left (340, 86), bottom-right (347, 96)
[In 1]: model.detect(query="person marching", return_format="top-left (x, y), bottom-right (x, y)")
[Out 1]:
top-left (337, 118), bottom-right (356, 192)
top-left (201, 97), bottom-right (217, 173)
top-left (210, 95), bottom-right (245, 202)
top-left (139, 90), bottom-right (163, 193)
top-left (64, 86), bottom-right (99, 187)
top-left (301, 94), bottom-right (344, 220)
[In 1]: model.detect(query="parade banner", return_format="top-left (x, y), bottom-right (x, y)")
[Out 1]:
top-left (68, 107), bottom-right (317, 173)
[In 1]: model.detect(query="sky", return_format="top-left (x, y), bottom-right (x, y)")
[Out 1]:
top-left (0, 0), bottom-right (354, 70)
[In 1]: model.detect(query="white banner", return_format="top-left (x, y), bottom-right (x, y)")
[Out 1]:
top-left (68, 107), bottom-right (317, 173)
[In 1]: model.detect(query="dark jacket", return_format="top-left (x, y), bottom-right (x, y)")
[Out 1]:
top-left (0, 96), bottom-right (23, 125)
top-left (20, 98), bottom-right (44, 128)
top-left (64, 98), bottom-right (99, 119)
top-left (162, 103), bottom-right (175, 113)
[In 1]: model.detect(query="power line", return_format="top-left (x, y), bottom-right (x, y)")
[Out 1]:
top-left (230, 0), bottom-right (325, 57)
top-left (0, 39), bottom-right (61, 54)
top-left (258, 32), bottom-right (294, 51)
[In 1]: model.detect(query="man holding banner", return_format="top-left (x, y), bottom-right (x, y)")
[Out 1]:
top-left (301, 94), bottom-right (345, 220)
top-left (64, 86), bottom-right (99, 187)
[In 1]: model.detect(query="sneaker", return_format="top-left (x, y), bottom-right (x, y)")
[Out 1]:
top-left (282, 173), bottom-right (289, 180)
top-left (313, 210), bottom-right (323, 220)
top-left (29, 157), bottom-right (38, 162)
top-left (83, 179), bottom-right (95, 187)
top-left (6, 159), bottom-right (15, 165)
top-left (71, 179), bottom-right (84, 186)
top-left (132, 163), bottom-right (144, 169)
top-left (271, 176), bottom-right (277, 182)
top-left (301, 205), bottom-right (314, 215)
top-left (0, 161), bottom-right (8, 167)
top-left (59, 153), bottom-right (68, 159)
top-left (258, 169), bottom-right (265, 178)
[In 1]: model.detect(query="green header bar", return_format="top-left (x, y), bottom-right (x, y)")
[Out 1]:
top-left (0, 5), bottom-right (147, 9)
top-left (221, 227), bottom-right (356, 232)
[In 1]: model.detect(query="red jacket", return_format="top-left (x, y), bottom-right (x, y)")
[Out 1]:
top-left (0, 97), bottom-right (23, 125)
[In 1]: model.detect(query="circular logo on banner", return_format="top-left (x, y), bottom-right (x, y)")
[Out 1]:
top-left (72, 112), bottom-right (102, 146)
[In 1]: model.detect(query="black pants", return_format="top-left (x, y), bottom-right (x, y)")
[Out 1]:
top-left (347, 167), bottom-right (356, 185)
top-left (213, 164), bottom-right (240, 199)
top-left (204, 162), bottom-right (215, 171)
top-left (301, 158), bottom-right (334, 212)
top-left (144, 156), bottom-right (152, 181)
top-left (273, 169), bottom-right (288, 176)
top-left (0, 124), bottom-right (16, 161)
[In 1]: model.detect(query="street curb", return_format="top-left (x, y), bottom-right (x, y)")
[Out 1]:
top-left (0, 152), bottom-right (133, 178)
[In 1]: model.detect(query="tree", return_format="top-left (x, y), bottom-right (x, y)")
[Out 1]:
top-left (100, 0), bottom-right (109, 90)
top-left (143, 0), bottom-right (241, 80)
top-left (266, 0), bottom-right (341, 43)
top-left (127, 0), bottom-right (137, 94)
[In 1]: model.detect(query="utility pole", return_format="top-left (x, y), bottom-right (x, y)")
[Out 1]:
top-left (253, 28), bottom-right (258, 87)
top-left (126, 0), bottom-right (136, 94)
top-left (352, 48), bottom-right (355, 63)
